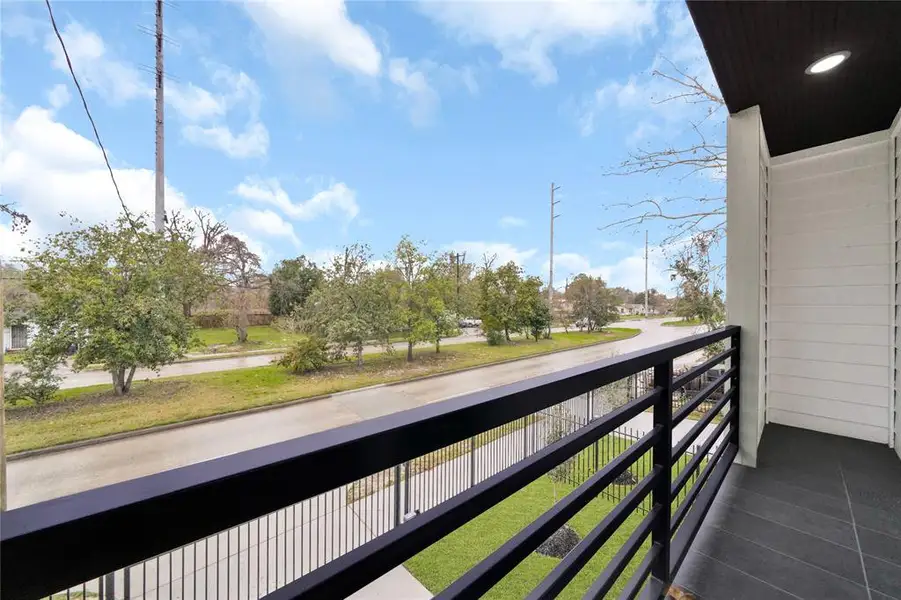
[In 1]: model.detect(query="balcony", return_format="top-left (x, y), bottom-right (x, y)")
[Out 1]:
top-left (3, 327), bottom-right (740, 600)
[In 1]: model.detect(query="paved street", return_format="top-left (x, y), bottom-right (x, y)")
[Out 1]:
top-left (7, 319), bottom-right (702, 509)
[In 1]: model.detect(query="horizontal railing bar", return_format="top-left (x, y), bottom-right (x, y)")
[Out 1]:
top-left (672, 387), bottom-right (735, 463)
top-left (670, 423), bottom-right (735, 535)
top-left (583, 504), bottom-right (661, 599)
top-left (672, 366), bottom-right (735, 426)
top-left (669, 443), bottom-right (738, 576)
top-left (262, 389), bottom-right (663, 600)
top-left (672, 347), bottom-right (735, 391)
top-left (526, 467), bottom-right (662, 600)
top-left (672, 406), bottom-right (736, 500)
top-left (619, 542), bottom-right (662, 600)
top-left (437, 427), bottom-right (662, 598)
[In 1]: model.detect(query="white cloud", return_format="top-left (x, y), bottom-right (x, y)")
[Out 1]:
top-left (229, 207), bottom-right (300, 247)
top-left (544, 246), bottom-right (673, 294)
top-left (46, 84), bottom-right (71, 111)
top-left (167, 83), bottom-right (226, 122)
top-left (183, 122), bottom-right (269, 159)
top-left (499, 216), bottom-right (527, 228)
top-left (243, 0), bottom-right (381, 77)
top-left (388, 58), bottom-right (439, 127)
top-left (570, 4), bottom-right (720, 141)
top-left (233, 177), bottom-right (360, 222)
top-left (44, 22), bottom-right (151, 104)
top-left (445, 241), bottom-right (537, 267)
top-left (42, 22), bottom-right (268, 159)
top-left (0, 105), bottom-right (187, 241)
top-left (419, 0), bottom-right (656, 85)
top-left (0, 104), bottom-right (273, 265)
top-left (306, 248), bottom-right (340, 269)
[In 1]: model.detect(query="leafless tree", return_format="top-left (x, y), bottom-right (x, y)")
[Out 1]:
top-left (601, 58), bottom-right (726, 249)
top-left (216, 234), bottom-right (264, 343)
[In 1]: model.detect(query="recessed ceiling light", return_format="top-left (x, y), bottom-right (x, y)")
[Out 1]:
top-left (805, 51), bottom-right (851, 75)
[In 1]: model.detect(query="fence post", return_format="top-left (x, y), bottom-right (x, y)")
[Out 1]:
top-left (403, 461), bottom-right (411, 516)
top-left (651, 358), bottom-right (673, 589)
top-left (393, 464), bottom-right (402, 527)
top-left (470, 436), bottom-right (476, 487)
top-left (730, 329), bottom-right (741, 448)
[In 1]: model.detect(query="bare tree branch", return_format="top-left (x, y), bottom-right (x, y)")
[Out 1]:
top-left (602, 55), bottom-right (727, 250)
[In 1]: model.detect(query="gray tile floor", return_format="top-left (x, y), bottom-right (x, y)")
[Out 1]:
top-left (673, 424), bottom-right (901, 600)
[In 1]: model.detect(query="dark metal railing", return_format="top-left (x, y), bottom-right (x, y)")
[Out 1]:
top-left (1, 326), bottom-right (740, 600)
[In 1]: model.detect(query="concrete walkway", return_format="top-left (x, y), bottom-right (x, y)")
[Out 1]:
top-left (7, 319), bottom-right (701, 509)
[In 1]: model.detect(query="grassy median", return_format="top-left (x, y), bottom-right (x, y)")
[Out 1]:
top-left (6, 328), bottom-right (638, 454)
top-left (662, 318), bottom-right (703, 327)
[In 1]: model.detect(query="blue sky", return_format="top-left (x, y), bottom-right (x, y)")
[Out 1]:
top-left (0, 0), bottom-right (724, 294)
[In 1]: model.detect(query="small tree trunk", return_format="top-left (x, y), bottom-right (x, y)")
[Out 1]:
top-left (356, 342), bottom-right (364, 368)
top-left (183, 302), bottom-right (193, 318)
top-left (407, 341), bottom-right (414, 362)
top-left (504, 326), bottom-right (510, 341)
top-left (111, 369), bottom-right (124, 396)
top-left (123, 366), bottom-right (137, 394)
top-left (435, 337), bottom-right (441, 353)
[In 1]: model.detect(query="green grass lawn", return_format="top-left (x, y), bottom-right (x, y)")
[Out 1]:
top-left (406, 433), bottom-right (704, 597)
top-left (6, 328), bottom-right (639, 454)
top-left (406, 476), bottom-right (649, 598)
top-left (661, 318), bottom-right (703, 327)
top-left (3, 351), bottom-right (26, 364)
top-left (192, 325), bottom-right (307, 351)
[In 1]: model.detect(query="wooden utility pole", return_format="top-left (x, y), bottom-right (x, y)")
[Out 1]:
top-left (153, 0), bottom-right (165, 233)
top-left (548, 183), bottom-right (561, 335)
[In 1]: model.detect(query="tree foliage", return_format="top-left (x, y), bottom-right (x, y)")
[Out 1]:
top-left (269, 256), bottom-right (323, 317)
top-left (164, 210), bottom-right (222, 318)
top-left (389, 236), bottom-right (433, 361)
top-left (565, 274), bottom-right (618, 331)
top-left (671, 233), bottom-right (725, 331)
top-left (275, 335), bottom-right (330, 374)
top-left (23, 216), bottom-right (195, 395)
top-left (302, 244), bottom-right (393, 366)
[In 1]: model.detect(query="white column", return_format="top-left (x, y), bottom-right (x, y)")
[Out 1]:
top-left (726, 106), bottom-right (767, 468)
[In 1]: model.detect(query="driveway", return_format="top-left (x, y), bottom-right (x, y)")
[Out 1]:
top-left (6, 319), bottom-right (702, 508)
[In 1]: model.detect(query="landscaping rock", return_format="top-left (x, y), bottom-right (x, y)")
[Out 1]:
top-left (614, 470), bottom-right (638, 485)
top-left (536, 524), bottom-right (581, 559)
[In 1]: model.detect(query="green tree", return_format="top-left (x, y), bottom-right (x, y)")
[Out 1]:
top-left (2, 262), bottom-right (36, 327)
top-left (303, 244), bottom-right (390, 367)
top-left (24, 216), bottom-right (194, 395)
top-left (565, 274), bottom-right (618, 331)
top-left (421, 263), bottom-right (458, 353)
top-left (518, 276), bottom-right (551, 341)
top-left (164, 210), bottom-right (221, 317)
top-left (671, 233), bottom-right (725, 329)
top-left (477, 260), bottom-right (523, 342)
top-left (269, 256), bottom-right (323, 317)
top-left (389, 236), bottom-right (431, 362)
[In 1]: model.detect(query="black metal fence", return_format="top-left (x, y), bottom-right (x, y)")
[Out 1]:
top-left (2, 327), bottom-right (739, 600)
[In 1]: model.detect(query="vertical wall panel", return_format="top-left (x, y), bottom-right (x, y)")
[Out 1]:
top-left (768, 137), bottom-right (891, 443)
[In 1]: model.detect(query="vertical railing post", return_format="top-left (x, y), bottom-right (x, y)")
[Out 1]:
top-left (651, 357), bottom-right (673, 588)
top-left (403, 461), bottom-right (411, 517)
top-left (730, 329), bottom-right (741, 448)
top-left (393, 464), bottom-right (402, 527)
top-left (470, 436), bottom-right (477, 487)
top-left (522, 416), bottom-right (529, 460)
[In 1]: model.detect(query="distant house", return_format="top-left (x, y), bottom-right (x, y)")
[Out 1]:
top-left (617, 303), bottom-right (665, 316)
top-left (3, 323), bottom-right (33, 352)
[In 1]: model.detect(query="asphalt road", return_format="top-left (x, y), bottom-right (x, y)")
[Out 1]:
top-left (7, 319), bottom-right (702, 508)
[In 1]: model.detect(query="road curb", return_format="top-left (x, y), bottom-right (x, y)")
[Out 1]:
top-left (8, 330), bottom-right (640, 461)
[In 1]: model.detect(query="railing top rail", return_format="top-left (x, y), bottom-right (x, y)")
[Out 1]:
top-left (0, 325), bottom-right (737, 599)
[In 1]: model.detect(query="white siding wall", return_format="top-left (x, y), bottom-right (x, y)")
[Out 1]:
top-left (892, 115), bottom-right (901, 459)
top-left (768, 136), bottom-right (892, 443)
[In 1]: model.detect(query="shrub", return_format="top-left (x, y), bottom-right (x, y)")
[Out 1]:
top-left (275, 336), bottom-right (330, 374)
top-left (3, 350), bottom-right (62, 406)
top-left (485, 328), bottom-right (506, 346)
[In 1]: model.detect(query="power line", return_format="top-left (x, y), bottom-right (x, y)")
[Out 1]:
top-left (44, 0), bottom-right (138, 232)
